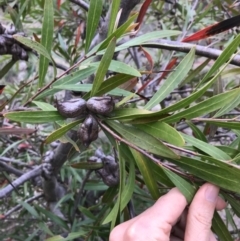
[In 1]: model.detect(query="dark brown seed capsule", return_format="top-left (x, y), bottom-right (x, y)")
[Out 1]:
top-left (56, 98), bottom-right (86, 118)
top-left (78, 115), bottom-right (98, 147)
top-left (86, 96), bottom-right (114, 115)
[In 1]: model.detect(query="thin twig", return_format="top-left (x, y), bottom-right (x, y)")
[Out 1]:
top-left (98, 121), bottom-right (187, 176)
top-left (24, 55), bottom-right (89, 106)
top-left (2, 193), bottom-right (43, 219)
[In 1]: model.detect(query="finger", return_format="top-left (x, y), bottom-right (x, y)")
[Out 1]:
top-left (110, 188), bottom-right (187, 241)
top-left (185, 183), bottom-right (219, 241)
top-left (177, 196), bottom-right (226, 230)
top-left (216, 196), bottom-right (227, 210)
top-left (210, 231), bottom-right (218, 241)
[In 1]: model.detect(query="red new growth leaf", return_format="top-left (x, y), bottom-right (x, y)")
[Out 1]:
top-left (135, 0), bottom-right (152, 32)
top-left (0, 85), bottom-right (5, 94)
top-left (140, 46), bottom-right (153, 72)
top-left (57, 0), bottom-right (61, 9)
top-left (75, 23), bottom-right (83, 48)
top-left (183, 14), bottom-right (240, 42)
top-left (157, 57), bottom-right (178, 85)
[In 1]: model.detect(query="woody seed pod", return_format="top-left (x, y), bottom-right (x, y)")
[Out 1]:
top-left (56, 98), bottom-right (86, 118)
top-left (86, 96), bottom-right (114, 115)
top-left (78, 115), bottom-right (98, 147)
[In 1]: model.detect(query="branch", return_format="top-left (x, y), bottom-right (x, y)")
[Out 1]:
top-left (0, 165), bottom-right (42, 199)
top-left (69, 0), bottom-right (89, 11)
top-left (0, 161), bottom-right (23, 176)
top-left (140, 40), bottom-right (240, 67)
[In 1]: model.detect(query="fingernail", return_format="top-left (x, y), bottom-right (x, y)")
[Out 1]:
top-left (205, 185), bottom-right (219, 203)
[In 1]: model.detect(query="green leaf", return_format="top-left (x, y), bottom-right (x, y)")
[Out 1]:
top-left (85, 0), bottom-right (103, 52)
top-left (78, 206), bottom-right (97, 220)
top-left (38, 0), bottom-right (54, 87)
top-left (215, 94), bottom-right (240, 117)
top-left (32, 101), bottom-right (56, 111)
top-left (107, 0), bottom-right (121, 36)
top-left (102, 186), bottom-right (118, 203)
top-left (163, 168), bottom-right (196, 203)
top-left (45, 119), bottom-right (82, 144)
top-left (109, 108), bottom-right (153, 120)
top-left (19, 201), bottom-right (39, 218)
top-left (136, 121), bottom-right (185, 147)
top-left (144, 48), bottom-right (195, 110)
top-left (98, 13), bottom-right (138, 51)
top-left (198, 34), bottom-right (240, 86)
top-left (182, 133), bottom-right (231, 160)
top-left (169, 156), bottom-right (240, 194)
top-left (162, 88), bottom-right (240, 123)
top-left (105, 120), bottom-right (179, 159)
top-left (212, 212), bottom-right (233, 241)
top-left (180, 58), bottom-right (211, 87)
top-left (71, 162), bottom-right (103, 170)
top-left (119, 144), bottom-right (135, 211)
top-left (0, 59), bottom-right (17, 79)
top-left (102, 196), bottom-right (120, 225)
top-left (45, 232), bottom-right (87, 241)
top-left (131, 149), bottom-right (160, 199)
top-left (91, 38), bottom-right (116, 97)
top-left (13, 35), bottom-right (51, 60)
top-left (148, 161), bottom-right (173, 187)
top-left (114, 30), bottom-right (181, 52)
top-left (15, 0), bottom-right (31, 30)
top-left (223, 193), bottom-right (240, 218)
top-left (196, 119), bottom-right (240, 131)
top-left (4, 111), bottom-right (64, 124)
top-left (36, 66), bottom-right (97, 99)
top-left (53, 83), bottom-right (133, 97)
top-left (36, 205), bottom-right (68, 229)
top-left (83, 73), bottom-right (136, 98)
top-left (186, 121), bottom-right (207, 142)
top-left (7, 6), bottom-right (23, 31)
top-left (90, 60), bottom-right (141, 77)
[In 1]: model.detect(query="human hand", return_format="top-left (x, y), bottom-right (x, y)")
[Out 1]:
top-left (110, 183), bottom-right (226, 241)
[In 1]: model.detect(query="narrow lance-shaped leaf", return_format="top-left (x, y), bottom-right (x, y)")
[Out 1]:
top-left (91, 38), bottom-right (116, 97)
top-left (168, 156), bottom-right (240, 194)
top-left (107, 0), bottom-right (121, 36)
top-left (13, 35), bottom-right (51, 60)
top-left (98, 13), bottom-right (138, 52)
top-left (163, 168), bottom-right (196, 203)
top-left (36, 66), bottom-right (97, 99)
top-left (105, 120), bottom-right (179, 159)
top-left (45, 119), bottom-right (83, 144)
top-left (212, 212), bottom-right (234, 241)
top-left (162, 88), bottom-right (240, 124)
top-left (85, 0), bottom-right (103, 53)
top-left (182, 133), bottom-right (231, 160)
top-left (136, 121), bottom-right (185, 147)
top-left (144, 48), bottom-right (195, 110)
top-left (131, 149), bottom-right (160, 200)
top-left (38, 0), bottom-right (54, 87)
top-left (90, 60), bottom-right (141, 77)
top-left (4, 111), bottom-right (64, 124)
top-left (83, 73), bottom-right (137, 99)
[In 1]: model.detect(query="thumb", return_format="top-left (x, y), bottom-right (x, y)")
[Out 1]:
top-left (185, 183), bottom-right (219, 241)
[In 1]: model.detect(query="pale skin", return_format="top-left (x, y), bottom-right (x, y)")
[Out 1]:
top-left (110, 183), bottom-right (226, 241)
